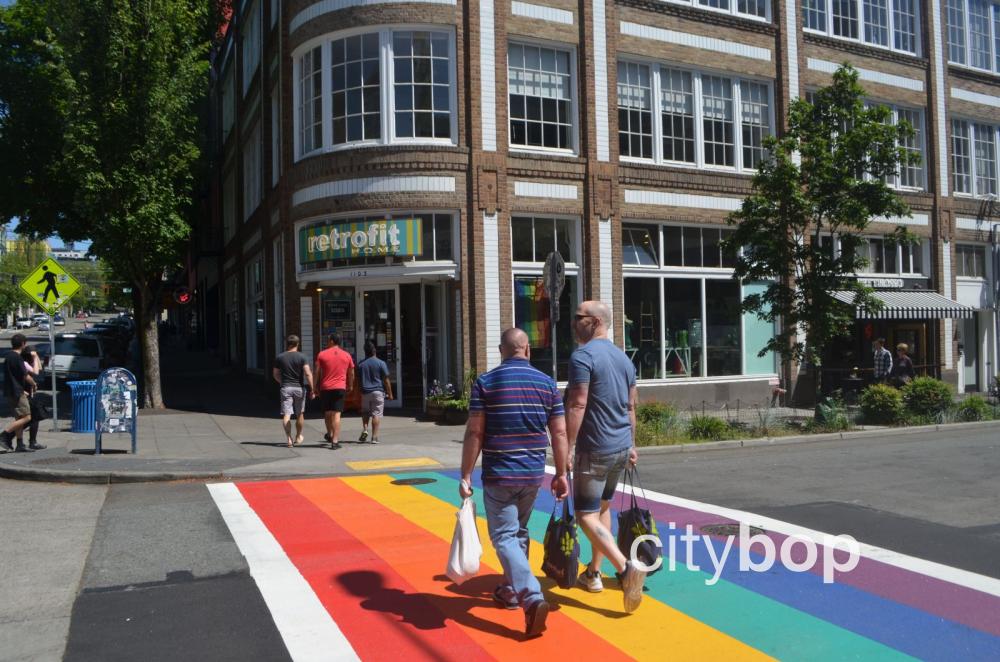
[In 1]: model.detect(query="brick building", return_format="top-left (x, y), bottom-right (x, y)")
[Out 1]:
top-left (196, 0), bottom-right (1000, 409)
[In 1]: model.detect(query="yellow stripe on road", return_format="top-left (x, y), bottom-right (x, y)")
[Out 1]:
top-left (345, 457), bottom-right (442, 471)
top-left (342, 474), bottom-right (771, 662)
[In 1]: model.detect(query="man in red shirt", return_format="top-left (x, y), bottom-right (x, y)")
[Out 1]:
top-left (313, 333), bottom-right (355, 448)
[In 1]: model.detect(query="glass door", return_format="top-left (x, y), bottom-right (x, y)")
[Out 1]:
top-left (357, 286), bottom-right (401, 408)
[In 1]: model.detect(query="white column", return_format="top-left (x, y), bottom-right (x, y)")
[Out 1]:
top-left (943, 240), bottom-right (953, 369)
top-left (598, 217), bottom-right (614, 342)
top-left (480, 0), bottom-right (497, 151)
top-left (593, 0), bottom-right (610, 161)
top-left (299, 296), bottom-right (314, 362)
top-left (483, 212), bottom-right (501, 368)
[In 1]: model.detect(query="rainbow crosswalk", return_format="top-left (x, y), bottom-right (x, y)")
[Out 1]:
top-left (208, 471), bottom-right (1000, 661)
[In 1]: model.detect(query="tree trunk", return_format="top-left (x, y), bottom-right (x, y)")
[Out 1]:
top-left (137, 283), bottom-right (165, 409)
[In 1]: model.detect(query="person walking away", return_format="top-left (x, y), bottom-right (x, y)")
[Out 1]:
top-left (356, 341), bottom-right (393, 444)
top-left (272, 334), bottom-right (315, 447)
top-left (314, 333), bottom-right (355, 449)
top-left (1, 334), bottom-right (37, 452)
top-left (459, 328), bottom-right (570, 638)
top-left (19, 344), bottom-right (47, 451)
top-left (891, 343), bottom-right (915, 387)
top-left (872, 338), bottom-right (893, 384)
top-left (565, 300), bottom-right (646, 613)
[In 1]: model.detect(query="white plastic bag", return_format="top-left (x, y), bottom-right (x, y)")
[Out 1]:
top-left (445, 497), bottom-right (482, 585)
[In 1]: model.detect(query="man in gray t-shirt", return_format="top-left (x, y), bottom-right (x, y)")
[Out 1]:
top-left (272, 334), bottom-right (315, 448)
top-left (565, 300), bottom-right (645, 613)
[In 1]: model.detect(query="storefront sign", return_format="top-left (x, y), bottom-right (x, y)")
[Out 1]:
top-left (324, 299), bottom-right (353, 321)
top-left (858, 277), bottom-right (904, 289)
top-left (300, 219), bottom-right (423, 263)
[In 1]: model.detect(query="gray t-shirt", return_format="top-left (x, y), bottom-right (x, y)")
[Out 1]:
top-left (568, 338), bottom-right (636, 454)
top-left (357, 356), bottom-right (389, 393)
top-left (274, 351), bottom-right (309, 388)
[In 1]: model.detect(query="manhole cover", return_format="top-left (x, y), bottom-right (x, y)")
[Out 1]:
top-left (701, 523), bottom-right (766, 537)
top-left (390, 477), bottom-right (437, 486)
top-left (31, 456), bottom-right (81, 466)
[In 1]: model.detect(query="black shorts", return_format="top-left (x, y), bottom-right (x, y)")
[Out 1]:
top-left (320, 389), bottom-right (347, 413)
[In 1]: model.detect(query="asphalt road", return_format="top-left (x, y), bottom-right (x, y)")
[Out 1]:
top-left (0, 425), bottom-right (997, 660)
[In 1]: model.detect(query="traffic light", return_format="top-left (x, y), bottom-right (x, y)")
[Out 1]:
top-left (173, 287), bottom-right (193, 305)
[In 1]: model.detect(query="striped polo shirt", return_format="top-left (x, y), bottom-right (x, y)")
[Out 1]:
top-left (469, 357), bottom-right (564, 487)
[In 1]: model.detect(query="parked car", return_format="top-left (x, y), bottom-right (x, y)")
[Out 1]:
top-left (38, 321), bottom-right (50, 332)
top-left (31, 314), bottom-right (47, 326)
top-left (44, 333), bottom-right (112, 382)
top-left (53, 314), bottom-right (65, 326)
top-left (15, 318), bottom-right (33, 329)
top-left (75, 311), bottom-right (87, 319)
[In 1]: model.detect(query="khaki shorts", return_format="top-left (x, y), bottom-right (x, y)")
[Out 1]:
top-left (279, 386), bottom-right (305, 417)
top-left (361, 391), bottom-right (385, 418)
top-left (8, 393), bottom-right (30, 419)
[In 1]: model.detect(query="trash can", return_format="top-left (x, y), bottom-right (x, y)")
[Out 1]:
top-left (68, 380), bottom-right (97, 433)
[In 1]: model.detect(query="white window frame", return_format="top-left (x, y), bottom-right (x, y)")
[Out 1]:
top-left (866, 101), bottom-right (926, 191)
top-left (291, 26), bottom-right (458, 162)
top-left (241, 1), bottom-right (262, 97)
top-left (507, 39), bottom-right (580, 157)
top-left (621, 221), bottom-right (775, 381)
top-left (618, 61), bottom-right (775, 175)
top-left (821, 233), bottom-right (929, 276)
top-left (242, 122), bottom-right (262, 222)
top-left (659, 0), bottom-right (770, 22)
top-left (946, 0), bottom-right (1000, 74)
top-left (804, 0), bottom-right (922, 56)
top-left (952, 117), bottom-right (1000, 197)
top-left (955, 242), bottom-right (988, 278)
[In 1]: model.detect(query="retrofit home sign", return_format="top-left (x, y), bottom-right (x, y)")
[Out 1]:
top-left (300, 218), bottom-right (423, 263)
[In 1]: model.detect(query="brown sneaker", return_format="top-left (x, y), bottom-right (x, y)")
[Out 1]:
top-left (524, 600), bottom-right (549, 637)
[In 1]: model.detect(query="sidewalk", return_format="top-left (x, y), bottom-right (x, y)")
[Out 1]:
top-left (0, 346), bottom-right (468, 483)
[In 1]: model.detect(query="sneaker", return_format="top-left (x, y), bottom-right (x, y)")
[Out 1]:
top-left (577, 568), bottom-right (604, 593)
top-left (492, 585), bottom-right (518, 610)
top-left (371, 437), bottom-right (379, 445)
top-left (14, 443), bottom-right (33, 453)
top-left (324, 432), bottom-right (332, 443)
top-left (28, 443), bottom-right (46, 451)
top-left (330, 441), bottom-right (340, 449)
top-left (0, 432), bottom-right (12, 452)
top-left (524, 600), bottom-right (549, 637)
top-left (358, 430), bottom-right (368, 443)
top-left (620, 562), bottom-right (647, 614)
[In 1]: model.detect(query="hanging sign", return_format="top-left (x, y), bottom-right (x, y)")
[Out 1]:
top-left (300, 218), bottom-right (423, 263)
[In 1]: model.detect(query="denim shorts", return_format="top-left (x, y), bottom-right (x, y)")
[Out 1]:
top-left (573, 448), bottom-right (630, 513)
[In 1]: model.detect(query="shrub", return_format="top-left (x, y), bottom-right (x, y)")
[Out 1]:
top-left (688, 415), bottom-right (729, 441)
top-left (901, 377), bottom-right (954, 419)
top-left (816, 396), bottom-right (850, 431)
top-left (637, 401), bottom-right (678, 432)
top-left (956, 395), bottom-right (992, 422)
top-left (860, 384), bottom-right (904, 425)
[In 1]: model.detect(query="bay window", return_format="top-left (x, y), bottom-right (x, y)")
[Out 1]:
top-left (622, 223), bottom-right (777, 381)
top-left (511, 216), bottom-right (580, 380)
top-left (617, 63), bottom-right (773, 173)
top-left (947, 0), bottom-right (1000, 72)
top-left (953, 119), bottom-right (999, 196)
top-left (806, 0), bottom-right (920, 55)
top-left (508, 42), bottom-right (575, 152)
top-left (294, 27), bottom-right (457, 159)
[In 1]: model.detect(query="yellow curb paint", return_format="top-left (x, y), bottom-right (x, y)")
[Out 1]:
top-left (345, 457), bottom-right (443, 471)
top-left (341, 475), bottom-right (771, 662)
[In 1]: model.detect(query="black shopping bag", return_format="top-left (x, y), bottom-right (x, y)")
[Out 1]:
top-left (617, 467), bottom-right (661, 576)
top-left (542, 480), bottom-right (580, 589)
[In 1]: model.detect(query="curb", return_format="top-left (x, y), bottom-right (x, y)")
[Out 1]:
top-left (0, 463), bottom-right (225, 485)
top-left (634, 418), bottom-right (1000, 455)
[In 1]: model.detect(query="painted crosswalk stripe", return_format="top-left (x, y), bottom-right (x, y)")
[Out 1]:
top-left (207, 482), bottom-right (360, 662)
top-left (346, 457), bottom-right (442, 471)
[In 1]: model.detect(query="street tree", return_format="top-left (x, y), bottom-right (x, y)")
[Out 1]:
top-left (0, 0), bottom-right (214, 407)
top-left (724, 65), bottom-right (919, 406)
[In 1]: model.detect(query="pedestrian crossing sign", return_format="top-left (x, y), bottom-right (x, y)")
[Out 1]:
top-left (19, 258), bottom-right (81, 315)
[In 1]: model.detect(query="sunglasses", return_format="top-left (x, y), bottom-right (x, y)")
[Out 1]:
top-left (574, 314), bottom-right (597, 322)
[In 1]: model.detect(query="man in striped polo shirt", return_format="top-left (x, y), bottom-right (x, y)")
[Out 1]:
top-left (459, 328), bottom-right (570, 638)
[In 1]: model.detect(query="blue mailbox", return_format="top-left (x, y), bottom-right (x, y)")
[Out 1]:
top-left (94, 368), bottom-right (138, 454)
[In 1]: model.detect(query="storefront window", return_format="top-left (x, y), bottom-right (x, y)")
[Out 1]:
top-left (743, 282), bottom-right (777, 374)
top-left (706, 280), bottom-right (741, 376)
top-left (624, 278), bottom-right (662, 379)
top-left (622, 225), bottom-right (658, 266)
top-left (512, 215), bottom-right (580, 380)
top-left (663, 278), bottom-right (702, 378)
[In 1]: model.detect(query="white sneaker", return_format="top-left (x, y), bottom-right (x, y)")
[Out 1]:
top-left (577, 568), bottom-right (604, 592)
top-left (621, 562), bottom-right (646, 614)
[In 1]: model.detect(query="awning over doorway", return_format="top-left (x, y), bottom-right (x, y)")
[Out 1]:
top-left (831, 290), bottom-right (978, 319)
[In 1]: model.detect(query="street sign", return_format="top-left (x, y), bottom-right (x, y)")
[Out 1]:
top-left (543, 252), bottom-right (565, 322)
top-left (19, 257), bottom-right (81, 315)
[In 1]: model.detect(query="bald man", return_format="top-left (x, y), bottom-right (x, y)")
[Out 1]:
top-left (565, 300), bottom-right (645, 613)
top-left (459, 327), bottom-right (569, 637)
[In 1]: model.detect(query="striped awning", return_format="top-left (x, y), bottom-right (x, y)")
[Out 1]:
top-left (832, 290), bottom-right (978, 320)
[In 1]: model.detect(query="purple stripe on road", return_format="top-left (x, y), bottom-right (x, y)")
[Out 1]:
top-left (542, 474), bottom-right (1000, 637)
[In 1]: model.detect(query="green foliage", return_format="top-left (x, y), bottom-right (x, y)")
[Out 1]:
top-left (687, 415), bottom-right (730, 441)
top-left (860, 384), bottom-right (904, 424)
top-left (724, 65), bottom-right (918, 402)
top-left (900, 377), bottom-right (953, 418)
top-left (955, 395), bottom-right (992, 422)
top-left (816, 395), bottom-right (851, 431)
top-left (636, 401), bottom-right (678, 432)
top-left (442, 398), bottom-right (469, 412)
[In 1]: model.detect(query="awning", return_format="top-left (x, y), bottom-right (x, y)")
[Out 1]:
top-left (832, 290), bottom-right (978, 320)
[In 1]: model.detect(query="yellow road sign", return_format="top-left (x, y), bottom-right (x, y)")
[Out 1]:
top-left (19, 258), bottom-right (82, 315)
